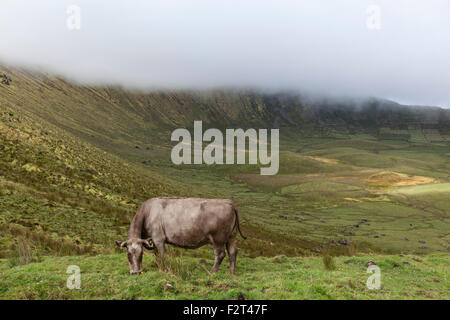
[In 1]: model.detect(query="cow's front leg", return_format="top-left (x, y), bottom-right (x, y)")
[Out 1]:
top-left (153, 241), bottom-right (166, 268)
top-left (211, 244), bottom-right (226, 273)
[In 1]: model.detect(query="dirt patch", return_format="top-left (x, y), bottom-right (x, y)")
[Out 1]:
top-left (366, 171), bottom-right (435, 189)
top-left (344, 197), bottom-right (362, 202)
top-left (308, 156), bottom-right (340, 164)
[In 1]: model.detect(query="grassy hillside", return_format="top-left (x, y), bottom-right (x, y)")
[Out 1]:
top-left (0, 64), bottom-right (449, 299)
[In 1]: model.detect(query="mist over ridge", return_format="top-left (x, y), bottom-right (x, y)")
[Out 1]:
top-left (0, 0), bottom-right (449, 108)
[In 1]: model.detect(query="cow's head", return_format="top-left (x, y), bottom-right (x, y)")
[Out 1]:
top-left (115, 238), bottom-right (154, 275)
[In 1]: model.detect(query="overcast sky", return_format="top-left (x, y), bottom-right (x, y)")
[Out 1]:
top-left (1, 0), bottom-right (449, 107)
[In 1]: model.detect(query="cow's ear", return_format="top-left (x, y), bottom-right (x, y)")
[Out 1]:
top-left (142, 238), bottom-right (154, 250)
top-left (115, 240), bottom-right (127, 248)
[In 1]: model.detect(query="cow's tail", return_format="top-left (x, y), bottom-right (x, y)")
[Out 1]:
top-left (233, 205), bottom-right (247, 240)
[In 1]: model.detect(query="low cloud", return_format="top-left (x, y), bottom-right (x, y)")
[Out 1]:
top-left (0, 0), bottom-right (449, 107)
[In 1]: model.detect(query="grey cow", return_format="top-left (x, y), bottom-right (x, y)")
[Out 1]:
top-left (115, 197), bottom-right (246, 275)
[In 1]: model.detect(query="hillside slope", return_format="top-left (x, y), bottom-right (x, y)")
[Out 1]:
top-left (1, 63), bottom-right (449, 261)
top-left (1, 64), bottom-right (449, 154)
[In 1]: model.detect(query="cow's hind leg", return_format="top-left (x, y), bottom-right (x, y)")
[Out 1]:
top-left (226, 237), bottom-right (238, 275)
top-left (211, 243), bottom-right (226, 273)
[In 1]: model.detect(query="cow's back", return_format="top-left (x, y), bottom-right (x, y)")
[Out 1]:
top-left (145, 198), bottom-right (236, 248)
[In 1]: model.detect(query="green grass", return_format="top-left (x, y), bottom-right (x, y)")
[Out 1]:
top-left (0, 252), bottom-right (448, 299)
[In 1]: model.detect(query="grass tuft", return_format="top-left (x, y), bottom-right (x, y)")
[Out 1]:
top-left (8, 238), bottom-right (38, 267)
top-left (321, 247), bottom-right (336, 271)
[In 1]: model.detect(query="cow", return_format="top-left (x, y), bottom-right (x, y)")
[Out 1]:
top-left (115, 197), bottom-right (246, 275)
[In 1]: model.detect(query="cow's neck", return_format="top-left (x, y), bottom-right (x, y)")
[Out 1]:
top-left (128, 211), bottom-right (145, 239)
